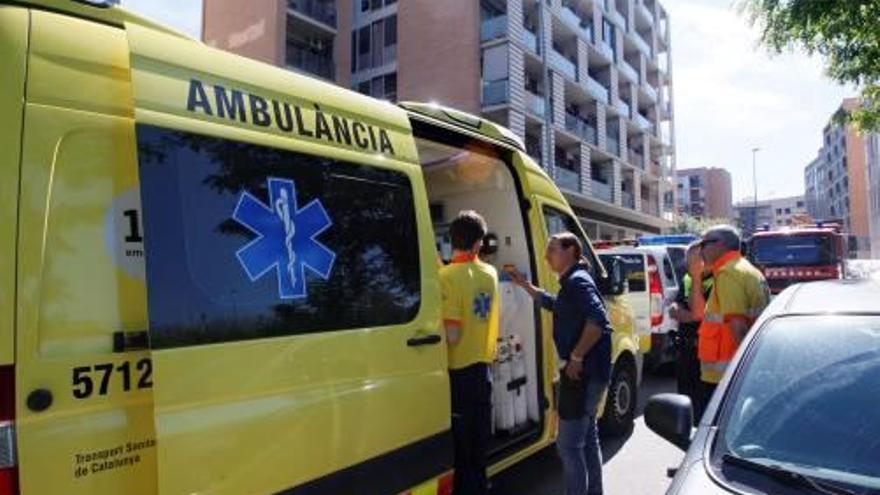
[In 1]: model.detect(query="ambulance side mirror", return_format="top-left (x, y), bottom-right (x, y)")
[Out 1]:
top-left (597, 256), bottom-right (626, 296)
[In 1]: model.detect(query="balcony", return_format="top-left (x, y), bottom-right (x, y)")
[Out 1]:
top-left (592, 179), bottom-right (613, 202)
top-left (628, 149), bottom-right (644, 169)
top-left (619, 60), bottom-right (639, 83)
top-left (606, 135), bottom-right (620, 156)
top-left (482, 79), bottom-right (509, 107)
top-left (521, 29), bottom-right (539, 53)
top-left (599, 41), bottom-right (615, 61)
top-left (637, 2), bottom-right (654, 25)
top-left (527, 91), bottom-right (546, 117)
top-left (561, 3), bottom-right (582, 30)
top-left (615, 98), bottom-right (631, 118)
top-left (550, 49), bottom-right (577, 80)
top-left (286, 44), bottom-right (334, 80)
top-left (634, 112), bottom-right (653, 131)
top-left (642, 200), bottom-right (659, 216)
top-left (481, 15), bottom-right (508, 42)
top-left (622, 191), bottom-right (635, 209)
top-left (633, 32), bottom-right (652, 56)
top-left (607, 9), bottom-right (627, 30)
top-left (642, 83), bottom-right (658, 102)
top-left (586, 76), bottom-right (609, 103)
top-left (288, 0), bottom-right (336, 28)
top-left (565, 113), bottom-right (598, 144)
top-left (556, 167), bottom-right (581, 192)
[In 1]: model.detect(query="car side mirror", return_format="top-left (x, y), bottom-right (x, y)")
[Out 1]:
top-left (597, 256), bottom-right (626, 296)
top-left (645, 393), bottom-right (693, 451)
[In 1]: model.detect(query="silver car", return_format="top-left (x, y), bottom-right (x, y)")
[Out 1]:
top-left (647, 279), bottom-right (880, 495)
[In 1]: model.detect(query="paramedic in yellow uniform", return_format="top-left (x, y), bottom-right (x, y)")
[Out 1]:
top-left (688, 225), bottom-right (769, 411)
top-left (440, 210), bottom-right (499, 495)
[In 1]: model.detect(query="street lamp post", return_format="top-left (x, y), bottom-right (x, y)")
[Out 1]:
top-left (751, 147), bottom-right (760, 231)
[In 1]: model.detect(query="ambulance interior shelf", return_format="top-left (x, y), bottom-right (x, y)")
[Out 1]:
top-left (417, 136), bottom-right (542, 445)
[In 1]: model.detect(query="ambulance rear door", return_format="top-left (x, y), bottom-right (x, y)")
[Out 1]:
top-left (127, 23), bottom-right (452, 495)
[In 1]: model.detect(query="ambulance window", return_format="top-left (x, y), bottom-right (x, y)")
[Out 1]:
top-left (542, 206), bottom-right (598, 275)
top-left (136, 125), bottom-right (421, 349)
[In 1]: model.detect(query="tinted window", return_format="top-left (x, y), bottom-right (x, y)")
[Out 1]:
top-left (751, 235), bottom-right (835, 266)
top-left (718, 315), bottom-right (880, 491)
top-left (662, 256), bottom-right (676, 286)
top-left (137, 125), bottom-right (421, 349)
top-left (601, 253), bottom-right (645, 292)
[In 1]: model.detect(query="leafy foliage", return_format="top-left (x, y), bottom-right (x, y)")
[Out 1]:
top-left (742, 0), bottom-right (880, 131)
top-left (669, 214), bottom-right (732, 235)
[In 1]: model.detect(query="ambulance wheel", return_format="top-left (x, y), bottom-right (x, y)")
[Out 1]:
top-left (601, 361), bottom-right (636, 436)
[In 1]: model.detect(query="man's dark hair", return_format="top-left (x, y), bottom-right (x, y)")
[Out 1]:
top-left (449, 210), bottom-right (488, 251)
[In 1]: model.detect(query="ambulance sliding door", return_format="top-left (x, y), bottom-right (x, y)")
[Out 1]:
top-left (127, 23), bottom-right (452, 495)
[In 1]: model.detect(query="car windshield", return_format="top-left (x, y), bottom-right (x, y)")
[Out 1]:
top-left (751, 235), bottom-right (835, 266)
top-left (718, 315), bottom-right (880, 491)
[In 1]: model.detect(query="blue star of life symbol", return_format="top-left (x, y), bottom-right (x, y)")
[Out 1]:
top-left (473, 292), bottom-right (492, 319)
top-left (232, 177), bottom-right (335, 299)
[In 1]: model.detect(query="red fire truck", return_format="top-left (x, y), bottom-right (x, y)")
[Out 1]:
top-left (748, 224), bottom-right (848, 294)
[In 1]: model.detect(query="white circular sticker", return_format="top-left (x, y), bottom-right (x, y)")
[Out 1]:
top-left (104, 187), bottom-right (146, 281)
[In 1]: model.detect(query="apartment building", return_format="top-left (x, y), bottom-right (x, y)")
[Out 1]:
top-left (675, 167), bottom-right (732, 220)
top-left (867, 132), bottom-right (880, 258)
top-left (203, 0), bottom-right (676, 240)
top-left (734, 195), bottom-right (808, 236)
top-left (802, 98), bottom-right (872, 257)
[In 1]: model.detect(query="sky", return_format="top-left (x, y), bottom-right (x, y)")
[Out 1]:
top-left (124, 0), bottom-right (855, 203)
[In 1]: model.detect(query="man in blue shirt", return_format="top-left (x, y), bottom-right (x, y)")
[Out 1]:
top-left (508, 232), bottom-right (612, 495)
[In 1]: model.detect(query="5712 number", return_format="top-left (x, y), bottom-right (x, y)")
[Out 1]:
top-left (72, 359), bottom-right (153, 399)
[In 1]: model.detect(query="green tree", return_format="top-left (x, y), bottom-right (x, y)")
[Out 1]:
top-left (668, 214), bottom-right (731, 236)
top-left (742, 0), bottom-right (880, 131)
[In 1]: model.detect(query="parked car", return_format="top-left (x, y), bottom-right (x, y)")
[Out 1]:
top-left (598, 246), bottom-right (680, 370)
top-left (646, 279), bottom-right (880, 495)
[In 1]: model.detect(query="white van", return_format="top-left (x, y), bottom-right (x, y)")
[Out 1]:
top-left (598, 246), bottom-right (680, 370)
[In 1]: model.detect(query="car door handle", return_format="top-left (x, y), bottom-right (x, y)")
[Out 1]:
top-left (407, 334), bottom-right (443, 347)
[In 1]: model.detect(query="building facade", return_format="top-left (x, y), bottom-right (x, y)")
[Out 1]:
top-left (675, 166), bottom-right (732, 220)
top-left (734, 195), bottom-right (808, 236)
top-left (867, 132), bottom-right (880, 258)
top-left (203, 0), bottom-right (677, 240)
top-left (802, 98), bottom-right (872, 257)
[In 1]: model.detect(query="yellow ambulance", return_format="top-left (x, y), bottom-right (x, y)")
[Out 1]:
top-left (0, 1), bottom-right (640, 493)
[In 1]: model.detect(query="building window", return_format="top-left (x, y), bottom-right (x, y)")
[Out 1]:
top-left (352, 15), bottom-right (397, 72)
top-left (796, 201), bottom-right (804, 208)
top-left (603, 18), bottom-right (616, 52)
top-left (776, 208), bottom-right (782, 215)
top-left (136, 125), bottom-right (421, 349)
top-left (784, 208), bottom-right (791, 214)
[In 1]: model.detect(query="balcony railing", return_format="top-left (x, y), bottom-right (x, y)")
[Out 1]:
top-left (643, 83), bottom-right (658, 102)
top-left (622, 191), bottom-right (635, 209)
top-left (482, 79), bottom-right (509, 107)
top-left (599, 41), bottom-right (614, 61)
top-left (638, 2), bottom-right (654, 25)
top-left (634, 112), bottom-right (653, 131)
top-left (288, 0), bottom-right (336, 28)
top-left (561, 4), bottom-right (581, 29)
top-left (550, 49), bottom-right (577, 80)
top-left (633, 32), bottom-right (652, 56)
top-left (565, 113), bottom-right (597, 145)
top-left (556, 167), bottom-right (581, 192)
top-left (586, 76), bottom-right (609, 103)
top-left (591, 179), bottom-right (613, 202)
top-left (521, 29), bottom-right (539, 53)
top-left (286, 44), bottom-right (334, 79)
top-left (615, 98), bottom-right (630, 118)
top-left (481, 15), bottom-right (508, 42)
top-left (607, 9), bottom-right (626, 30)
top-left (620, 60), bottom-right (639, 83)
top-left (628, 149), bottom-right (644, 169)
top-left (527, 91), bottom-right (545, 117)
top-left (606, 135), bottom-right (620, 156)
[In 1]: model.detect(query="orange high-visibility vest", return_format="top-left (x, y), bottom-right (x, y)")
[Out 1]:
top-left (697, 251), bottom-right (769, 383)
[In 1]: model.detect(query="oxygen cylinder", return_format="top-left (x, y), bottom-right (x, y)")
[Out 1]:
top-left (493, 338), bottom-right (515, 432)
top-left (509, 335), bottom-right (528, 427)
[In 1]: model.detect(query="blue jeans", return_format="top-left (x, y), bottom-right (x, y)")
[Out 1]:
top-left (557, 379), bottom-right (607, 495)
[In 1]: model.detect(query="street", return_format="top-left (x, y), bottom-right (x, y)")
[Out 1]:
top-left (491, 371), bottom-right (683, 495)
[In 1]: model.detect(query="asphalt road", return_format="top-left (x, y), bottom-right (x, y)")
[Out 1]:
top-left (491, 371), bottom-right (684, 495)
